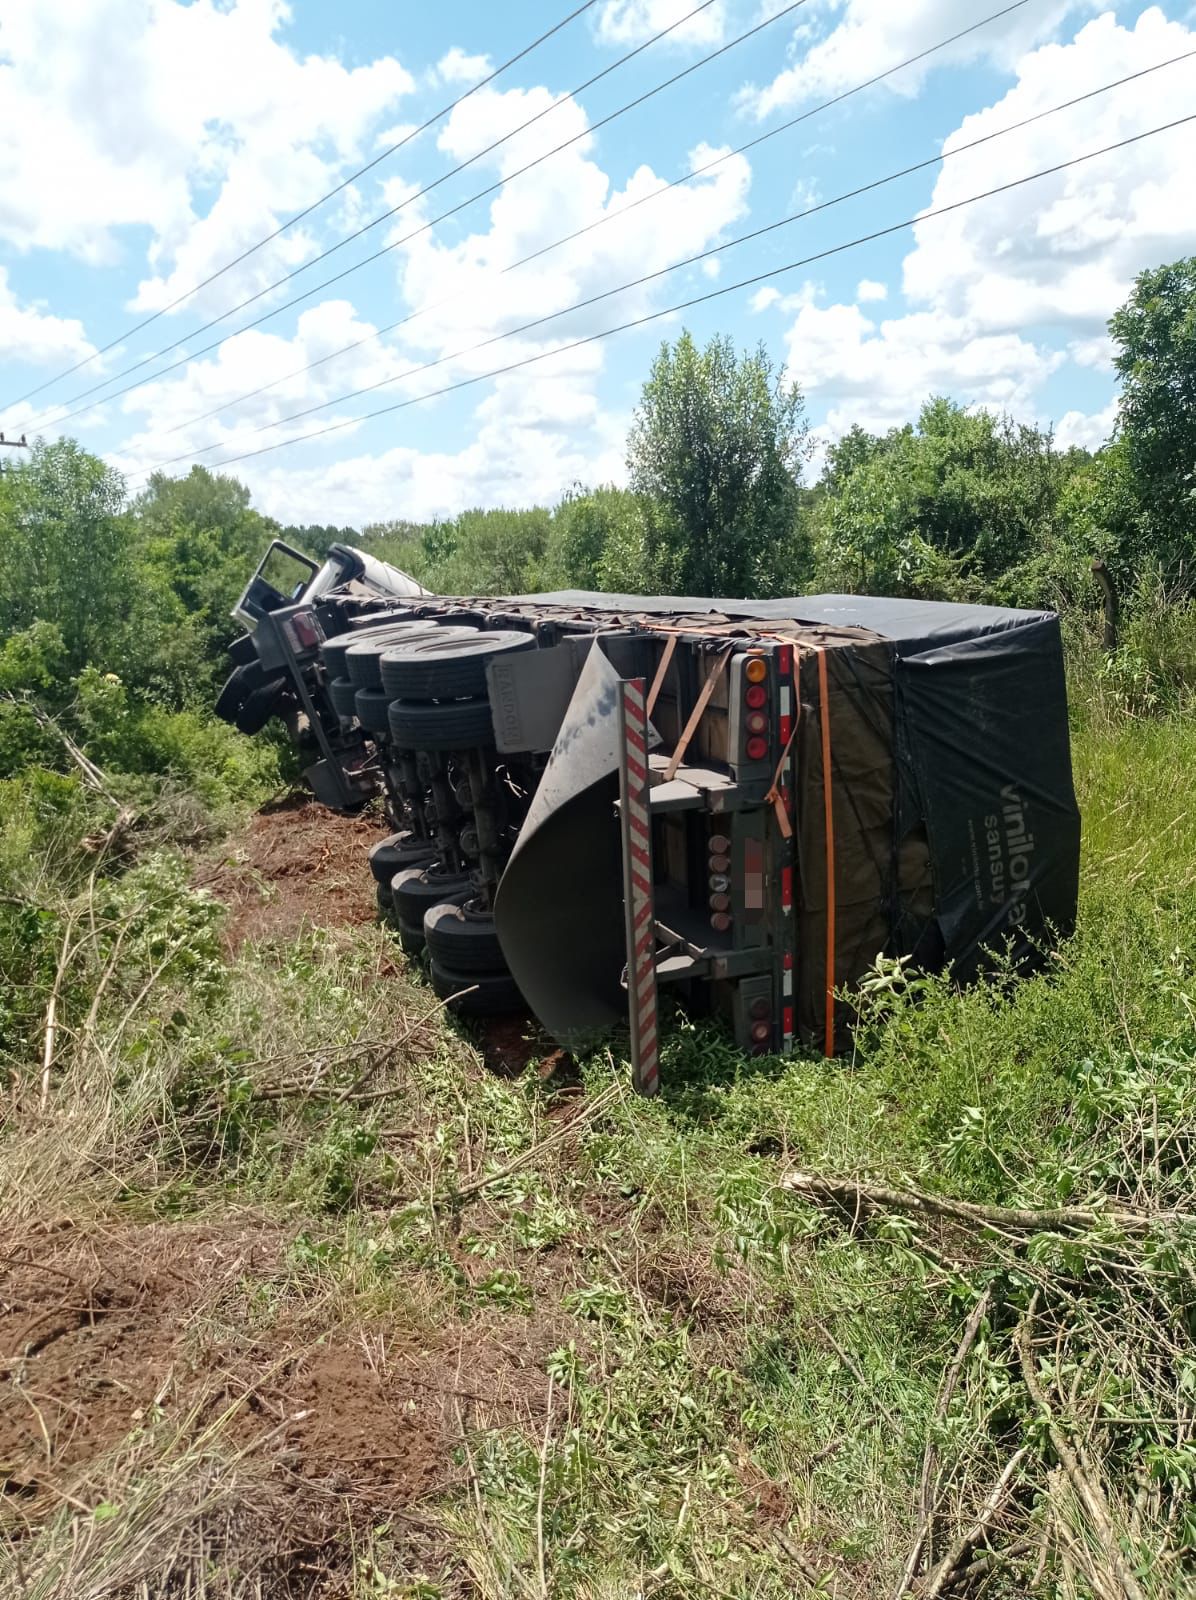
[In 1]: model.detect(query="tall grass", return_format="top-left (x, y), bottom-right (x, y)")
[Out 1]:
top-left (2, 619), bottom-right (1195, 1596)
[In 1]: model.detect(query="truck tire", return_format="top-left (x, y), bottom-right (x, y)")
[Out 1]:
top-left (397, 920), bottom-right (427, 957)
top-left (429, 961), bottom-right (524, 1016)
top-left (354, 686), bottom-right (393, 735)
top-left (379, 630), bottom-right (535, 702)
top-left (234, 678), bottom-right (292, 735)
top-left (388, 696), bottom-right (495, 752)
top-left (346, 624), bottom-right (476, 691)
top-left (368, 832), bottom-right (437, 885)
top-left (423, 901), bottom-right (508, 974)
top-left (320, 615), bottom-right (415, 677)
top-left (391, 865), bottom-right (472, 927)
top-left (215, 659), bottom-right (268, 721)
top-left (328, 676), bottom-right (359, 720)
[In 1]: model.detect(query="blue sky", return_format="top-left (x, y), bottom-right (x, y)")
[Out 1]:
top-left (1, 0), bottom-right (1193, 526)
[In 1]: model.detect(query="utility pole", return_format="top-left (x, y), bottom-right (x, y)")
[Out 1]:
top-left (0, 431), bottom-right (30, 474)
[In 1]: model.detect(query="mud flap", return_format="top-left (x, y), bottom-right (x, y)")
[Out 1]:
top-left (494, 648), bottom-right (658, 1053)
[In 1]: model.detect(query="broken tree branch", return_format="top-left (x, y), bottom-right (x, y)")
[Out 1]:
top-left (780, 1170), bottom-right (1168, 1237)
top-left (895, 1287), bottom-right (994, 1596)
top-left (920, 1445), bottom-right (1029, 1600)
top-left (1016, 1297), bottom-right (1146, 1600)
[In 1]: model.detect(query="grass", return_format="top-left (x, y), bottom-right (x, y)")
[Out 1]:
top-left (1, 680), bottom-right (1194, 1597)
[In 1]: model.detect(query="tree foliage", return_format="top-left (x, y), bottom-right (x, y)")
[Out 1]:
top-left (627, 332), bottom-right (810, 596)
top-left (812, 400), bottom-right (1089, 605)
top-left (1107, 255), bottom-right (1196, 585)
top-left (0, 439), bottom-right (133, 673)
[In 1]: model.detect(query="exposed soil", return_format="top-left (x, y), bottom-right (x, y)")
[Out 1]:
top-left (0, 1220), bottom-right (547, 1535)
top-left (201, 794), bottom-right (381, 951)
top-left (4, 792), bottom-right (572, 1581)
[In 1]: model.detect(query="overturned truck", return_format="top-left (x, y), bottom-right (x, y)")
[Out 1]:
top-left (218, 540), bottom-right (1081, 1091)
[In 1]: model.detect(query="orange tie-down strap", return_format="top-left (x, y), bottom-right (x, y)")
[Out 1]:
top-left (763, 643), bottom-right (835, 1056)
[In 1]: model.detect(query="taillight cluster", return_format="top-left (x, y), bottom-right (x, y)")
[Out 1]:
top-left (748, 995), bottom-right (772, 1047)
top-left (708, 831), bottom-right (731, 932)
top-left (744, 655), bottom-right (769, 761)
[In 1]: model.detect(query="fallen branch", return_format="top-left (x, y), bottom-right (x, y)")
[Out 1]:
top-left (919, 1445), bottom-right (1029, 1600)
top-left (250, 997), bottom-right (454, 1103)
top-left (39, 916), bottom-right (77, 1113)
top-left (780, 1170), bottom-right (1167, 1237)
top-left (452, 1079), bottom-right (624, 1206)
top-left (895, 1287), bottom-right (993, 1597)
top-left (1016, 1297), bottom-right (1146, 1600)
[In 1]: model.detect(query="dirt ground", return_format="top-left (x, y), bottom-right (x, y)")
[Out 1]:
top-left (200, 797), bottom-right (557, 1081)
top-left (0, 1219), bottom-right (557, 1593)
top-left (200, 794), bottom-right (381, 952)
top-left (0, 800), bottom-right (578, 1589)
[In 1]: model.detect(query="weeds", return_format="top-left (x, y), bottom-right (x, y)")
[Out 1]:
top-left (1, 702), bottom-right (1195, 1596)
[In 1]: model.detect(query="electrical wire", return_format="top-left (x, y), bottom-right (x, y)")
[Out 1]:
top-left (135, 112), bottom-right (1193, 481)
top-left (30, 0), bottom-right (812, 438)
top-left (2, 0), bottom-right (607, 411)
top-left (157, 0), bottom-right (1036, 444)
top-left (24, 0), bottom-right (741, 430)
top-left (134, 50), bottom-right (1196, 476)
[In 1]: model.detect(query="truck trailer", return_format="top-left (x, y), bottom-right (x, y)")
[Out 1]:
top-left (216, 541), bottom-right (1081, 1090)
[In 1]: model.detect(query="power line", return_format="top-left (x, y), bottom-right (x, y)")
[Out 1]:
top-left (24, 0), bottom-right (733, 430)
top-left (2, 0), bottom-right (606, 412)
top-left (136, 50), bottom-right (1195, 476)
top-left (157, 0), bottom-right (1035, 444)
top-left (28, 0), bottom-right (809, 435)
top-left (137, 112), bottom-right (1193, 481)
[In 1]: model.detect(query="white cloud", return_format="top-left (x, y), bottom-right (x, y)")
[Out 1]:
top-left (784, 302), bottom-right (1062, 434)
top-left (595, 0), bottom-right (726, 49)
top-left (237, 365), bottom-right (630, 526)
top-left (398, 99), bottom-right (752, 375)
top-left (743, 0), bottom-right (1099, 118)
top-left (857, 279), bottom-right (887, 302)
top-left (105, 58), bottom-right (752, 517)
top-left (1069, 333), bottom-right (1116, 371)
top-left (0, 268), bottom-right (95, 370)
top-left (777, 10), bottom-right (1195, 452)
top-left (0, 0), bottom-right (413, 315)
top-left (435, 47), bottom-right (491, 85)
top-left (750, 287), bottom-right (783, 312)
top-left (1055, 399), bottom-right (1117, 452)
top-left (435, 83), bottom-right (595, 179)
top-left (112, 299), bottom-right (409, 474)
top-left (902, 11), bottom-right (1196, 336)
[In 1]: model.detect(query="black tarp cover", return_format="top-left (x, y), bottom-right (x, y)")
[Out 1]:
top-left (504, 591), bottom-right (1080, 1047)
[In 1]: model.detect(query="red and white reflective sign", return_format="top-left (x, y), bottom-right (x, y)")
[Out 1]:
top-left (618, 678), bottom-right (659, 1097)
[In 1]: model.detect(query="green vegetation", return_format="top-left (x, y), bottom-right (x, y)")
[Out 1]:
top-left (0, 254), bottom-right (1194, 1596)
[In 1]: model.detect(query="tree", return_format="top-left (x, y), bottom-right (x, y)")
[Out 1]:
top-left (551, 486), bottom-right (655, 592)
top-left (627, 332), bottom-right (811, 596)
top-left (133, 466), bottom-right (282, 696)
top-left (812, 399), bottom-right (1085, 605)
top-left (0, 439), bottom-right (133, 674)
top-left (1108, 255), bottom-right (1196, 586)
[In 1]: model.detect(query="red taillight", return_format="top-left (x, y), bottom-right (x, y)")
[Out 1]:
top-left (746, 684), bottom-right (767, 710)
top-left (710, 911), bottom-right (732, 933)
top-left (746, 735), bottom-right (768, 761)
top-left (709, 833), bottom-right (730, 854)
top-left (750, 1021), bottom-right (771, 1044)
top-left (749, 997), bottom-right (770, 1021)
top-left (709, 853), bottom-right (730, 874)
top-left (709, 892), bottom-right (731, 913)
